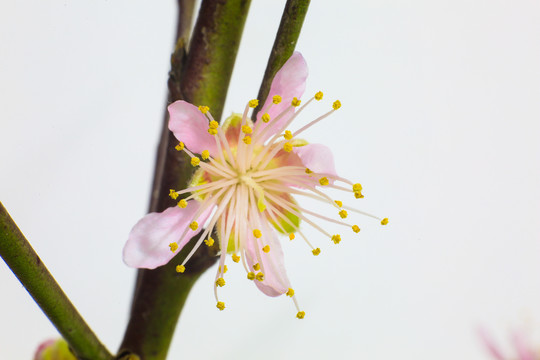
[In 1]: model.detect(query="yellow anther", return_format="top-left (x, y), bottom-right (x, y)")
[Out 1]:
top-left (381, 218), bottom-right (389, 225)
top-left (219, 265), bottom-right (228, 274)
top-left (286, 288), bottom-right (295, 297)
top-left (289, 233), bottom-right (295, 240)
top-left (241, 125), bottom-right (253, 134)
top-left (255, 272), bottom-right (265, 281)
top-left (243, 136), bottom-right (251, 145)
top-left (353, 183), bottom-right (363, 192)
top-left (198, 105), bottom-right (209, 114)
top-left (204, 237), bottom-right (214, 247)
top-left (272, 95), bottom-right (282, 104)
top-left (215, 278), bottom-right (226, 287)
top-left (354, 191), bottom-right (364, 199)
top-left (169, 243), bottom-right (178, 252)
top-left (283, 142), bottom-right (293, 152)
top-left (331, 234), bottom-right (341, 244)
top-left (232, 254), bottom-right (240, 263)
top-left (191, 157), bottom-right (200, 166)
top-left (262, 113), bottom-right (271, 122)
top-left (247, 272), bottom-right (256, 280)
top-left (352, 225), bottom-right (361, 233)
top-left (201, 150), bottom-right (210, 160)
top-left (177, 199), bottom-right (188, 208)
top-left (312, 248), bottom-right (321, 256)
top-left (334, 200), bottom-right (343, 207)
top-left (339, 210), bottom-right (348, 219)
top-left (253, 229), bottom-right (262, 238)
top-left (296, 311), bottom-right (305, 319)
top-left (216, 301), bottom-right (225, 311)
top-left (176, 265), bottom-right (185, 273)
top-left (332, 100), bottom-right (341, 110)
top-left (283, 130), bottom-right (293, 140)
top-left (175, 142), bottom-right (185, 151)
top-left (319, 177), bottom-right (329, 186)
top-left (208, 128), bottom-right (218, 135)
top-left (262, 245), bottom-right (270, 253)
top-left (315, 91), bottom-right (324, 101)
top-left (249, 99), bottom-right (259, 108)
top-left (209, 120), bottom-right (219, 129)
top-left (291, 97), bottom-right (301, 107)
top-left (253, 263), bottom-right (260, 271)
top-left (189, 221), bottom-right (198, 231)
top-left (169, 189), bottom-right (179, 200)
top-left (305, 168), bottom-right (313, 174)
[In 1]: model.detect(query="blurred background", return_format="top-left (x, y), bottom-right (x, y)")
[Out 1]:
top-left (1, 1), bottom-right (540, 359)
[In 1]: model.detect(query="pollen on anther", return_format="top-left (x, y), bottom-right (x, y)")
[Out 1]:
top-left (201, 150), bottom-right (210, 160)
top-left (215, 278), bottom-right (226, 287)
top-left (253, 229), bottom-right (262, 238)
top-left (315, 91), bottom-right (324, 100)
top-left (219, 265), bottom-right (228, 274)
top-left (261, 113), bottom-right (271, 122)
top-left (169, 189), bottom-right (179, 200)
top-left (176, 265), bottom-right (185, 273)
top-left (198, 105), bottom-right (209, 114)
top-left (331, 234), bottom-right (341, 244)
top-left (204, 237), bottom-right (214, 247)
top-left (286, 288), bottom-right (295, 297)
top-left (291, 97), bottom-right (301, 107)
top-left (272, 95), bottom-right (282, 104)
top-left (305, 168), bottom-right (313, 174)
top-left (283, 142), bottom-right (293, 152)
top-left (289, 233), bottom-right (295, 240)
top-left (262, 245), bottom-right (270, 253)
top-left (169, 243), bottom-right (178, 252)
top-left (333, 100), bottom-right (342, 110)
top-left (312, 248), bottom-right (321, 256)
top-left (334, 200), bottom-right (343, 207)
top-left (209, 120), bottom-right (219, 129)
top-left (339, 210), bottom-right (348, 219)
top-left (242, 125), bottom-right (253, 134)
top-left (191, 157), bottom-right (200, 166)
top-left (208, 128), bottom-right (218, 135)
top-left (189, 221), bottom-right (198, 231)
top-left (232, 254), bottom-right (240, 263)
top-left (352, 225), bottom-right (361, 233)
top-left (319, 177), bottom-right (329, 186)
top-left (247, 272), bottom-right (255, 280)
top-left (296, 311), bottom-right (306, 319)
top-left (253, 263), bottom-right (260, 271)
top-left (175, 142), bottom-right (185, 151)
top-left (381, 218), bottom-right (389, 225)
top-left (353, 183), bottom-right (362, 192)
top-left (354, 191), bottom-right (364, 199)
top-left (256, 272), bottom-right (265, 281)
top-left (243, 136), bottom-right (252, 145)
top-left (249, 99), bottom-right (259, 108)
top-left (284, 130), bottom-right (293, 140)
top-left (216, 301), bottom-right (225, 311)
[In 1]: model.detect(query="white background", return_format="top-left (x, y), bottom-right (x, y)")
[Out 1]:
top-left (1, 1), bottom-right (540, 359)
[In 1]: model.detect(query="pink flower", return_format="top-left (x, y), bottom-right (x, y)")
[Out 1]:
top-left (479, 327), bottom-right (540, 360)
top-left (34, 339), bottom-right (76, 360)
top-left (123, 52), bottom-right (387, 318)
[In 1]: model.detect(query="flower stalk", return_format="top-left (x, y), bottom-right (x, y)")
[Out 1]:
top-left (0, 202), bottom-right (113, 360)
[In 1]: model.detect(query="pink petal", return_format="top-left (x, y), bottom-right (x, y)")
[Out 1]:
top-left (512, 331), bottom-right (537, 360)
top-left (123, 201), bottom-right (214, 269)
top-left (257, 52), bottom-right (308, 139)
top-left (477, 327), bottom-right (506, 360)
top-left (168, 100), bottom-right (218, 156)
top-left (294, 143), bottom-right (337, 177)
top-left (245, 219), bottom-right (291, 297)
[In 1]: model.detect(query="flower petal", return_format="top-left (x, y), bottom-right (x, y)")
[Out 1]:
top-left (245, 219), bottom-right (291, 297)
top-left (168, 100), bottom-right (218, 155)
top-left (123, 201), bottom-right (213, 269)
top-left (294, 143), bottom-right (337, 177)
top-left (477, 327), bottom-right (506, 360)
top-left (257, 52), bottom-right (308, 139)
top-left (512, 331), bottom-right (536, 360)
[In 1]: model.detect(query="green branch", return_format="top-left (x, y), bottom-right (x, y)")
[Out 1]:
top-left (119, 1), bottom-right (251, 359)
top-left (0, 202), bottom-right (113, 360)
top-left (252, 0), bottom-right (311, 120)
